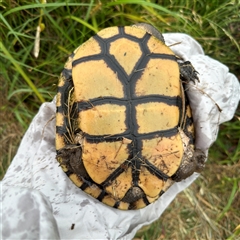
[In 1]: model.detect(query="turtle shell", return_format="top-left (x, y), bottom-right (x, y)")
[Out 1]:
top-left (56, 25), bottom-right (195, 210)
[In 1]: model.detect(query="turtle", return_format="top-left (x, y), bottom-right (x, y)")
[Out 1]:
top-left (56, 23), bottom-right (206, 210)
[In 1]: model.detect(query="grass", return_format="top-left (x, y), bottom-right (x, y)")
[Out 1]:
top-left (1, 0), bottom-right (239, 239)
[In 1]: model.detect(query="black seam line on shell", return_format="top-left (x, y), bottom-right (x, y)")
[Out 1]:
top-left (72, 54), bottom-right (104, 67)
top-left (56, 106), bottom-right (65, 114)
top-left (104, 28), bottom-right (152, 83)
top-left (96, 190), bottom-right (106, 201)
top-left (137, 126), bottom-right (179, 140)
top-left (72, 31), bottom-right (152, 86)
top-left (56, 126), bottom-right (68, 135)
top-left (83, 127), bottom-right (178, 144)
top-left (184, 116), bottom-right (195, 145)
top-left (56, 78), bottom-right (73, 114)
top-left (104, 54), bottom-right (129, 85)
top-left (80, 182), bottom-right (92, 191)
top-left (72, 30), bottom-right (110, 67)
top-left (159, 190), bottom-right (165, 196)
top-left (56, 104), bottom-right (73, 136)
top-left (144, 159), bottom-right (169, 181)
top-left (73, 37), bottom-right (130, 86)
top-left (61, 68), bottom-right (73, 81)
top-left (56, 68), bottom-right (73, 113)
top-left (65, 170), bottom-right (72, 177)
top-left (56, 73), bottom-right (76, 142)
top-left (94, 30), bottom-right (141, 86)
top-left (97, 26), bottom-right (151, 46)
top-left (98, 31), bottom-right (148, 85)
top-left (149, 53), bottom-right (177, 61)
top-left (100, 160), bottom-right (129, 188)
top-left (92, 34), bottom-right (108, 54)
top-left (185, 116), bottom-right (194, 129)
top-left (68, 52), bottom-right (75, 59)
top-left (113, 201), bottom-right (120, 209)
top-left (142, 195), bottom-right (150, 206)
top-left (132, 157), bottom-right (141, 186)
top-left (76, 95), bottom-right (182, 111)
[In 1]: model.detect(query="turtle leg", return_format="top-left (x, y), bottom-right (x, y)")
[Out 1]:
top-left (172, 148), bottom-right (206, 182)
top-left (178, 61), bottom-right (199, 83)
top-left (57, 145), bottom-right (87, 177)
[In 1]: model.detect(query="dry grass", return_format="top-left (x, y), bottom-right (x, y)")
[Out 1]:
top-left (135, 162), bottom-right (240, 239)
top-left (0, 77), bottom-right (23, 177)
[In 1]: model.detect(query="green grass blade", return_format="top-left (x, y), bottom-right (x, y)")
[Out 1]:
top-left (217, 178), bottom-right (239, 221)
top-left (106, 0), bottom-right (185, 20)
top-left (0, 41), bottom-right (45, 103)
top-left (64, 16), bottom-right (99, 33)
top-left (3, 2), bottom-right (91, 16)
top-left (0, 14), bottom-right (25, 48)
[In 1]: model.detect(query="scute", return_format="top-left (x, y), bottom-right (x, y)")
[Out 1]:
top-left (56, 25), bottom-right (197, 210)
top-left (97, 26), bottom-right (119, 39)
top-left (147, 36), bottom-right (175, 55)
top-left (74, 37), bottom-right (101, 59)
top-left (69, 174), bottom-right (83, 188)
top-left (109, 38), bottom-right (142, 75)
top-left (138, 167), bottom-right (165, 198)
top-left (79, 104), bottom-right (127, 135)
top-left (135, 102), bottom-right (180, 133)
top-left (84, 185), bottom-right (102, 198)
top-left (135, 58), bottom-right (180, 97)
top-left (105, 167), bottom-right (132, 200)
top-left (125, 25), bottom-right (147, 38)
top-left (141, 134), bottom-right (183, 176)
top-left (72, 60), bottom-right (124, 101)
top-left (82, 139), bottom-right (130, 184)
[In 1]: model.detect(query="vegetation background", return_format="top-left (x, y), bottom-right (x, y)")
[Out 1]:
top-left (1, 0), bottom-right (239, 239)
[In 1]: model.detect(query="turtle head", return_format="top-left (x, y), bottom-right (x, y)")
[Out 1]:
top-left (131, 23), bottom-right (165, 43)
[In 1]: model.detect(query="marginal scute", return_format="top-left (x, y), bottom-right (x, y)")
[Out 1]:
top-left (84, 185), bottom-right (102, 198)
top-left (60, 163), bottom-right (68, 172)
top-left (101, 195), bottom-right (120, 207)
top-left (56, 112), bottom-right (64, 127)
top-left (187, 124), bottom-right (194, 136)
top-left (69, 174), bottom-right (83, 187)
top-left (64, 54), bottom-right (74, 70)
top-left (133, 198), bottom-right (146, 209)
top-left (117, 201), bottom-right (130, 210)
top-left (74, 37), bottom-right (101, 59)
top-left (58, 75), bottom-right (66, 87)
top-left (186, 104), bottom-right (192, 118)
top-left (97, 26), bottom-right (119, 39)
top-left (147, 36), bottom-right (175, 55)
top-left (146, 194), bottom-right (160, 203)
top-left (56, 92), bottom-right (62, 107)
top-left (125, 26), bottom-right (146, 38)
top-left (55, 134), bottom-right (66, 150)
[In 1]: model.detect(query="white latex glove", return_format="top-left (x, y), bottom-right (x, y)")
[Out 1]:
top-left (1, 33), bottom-right (239, 240)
